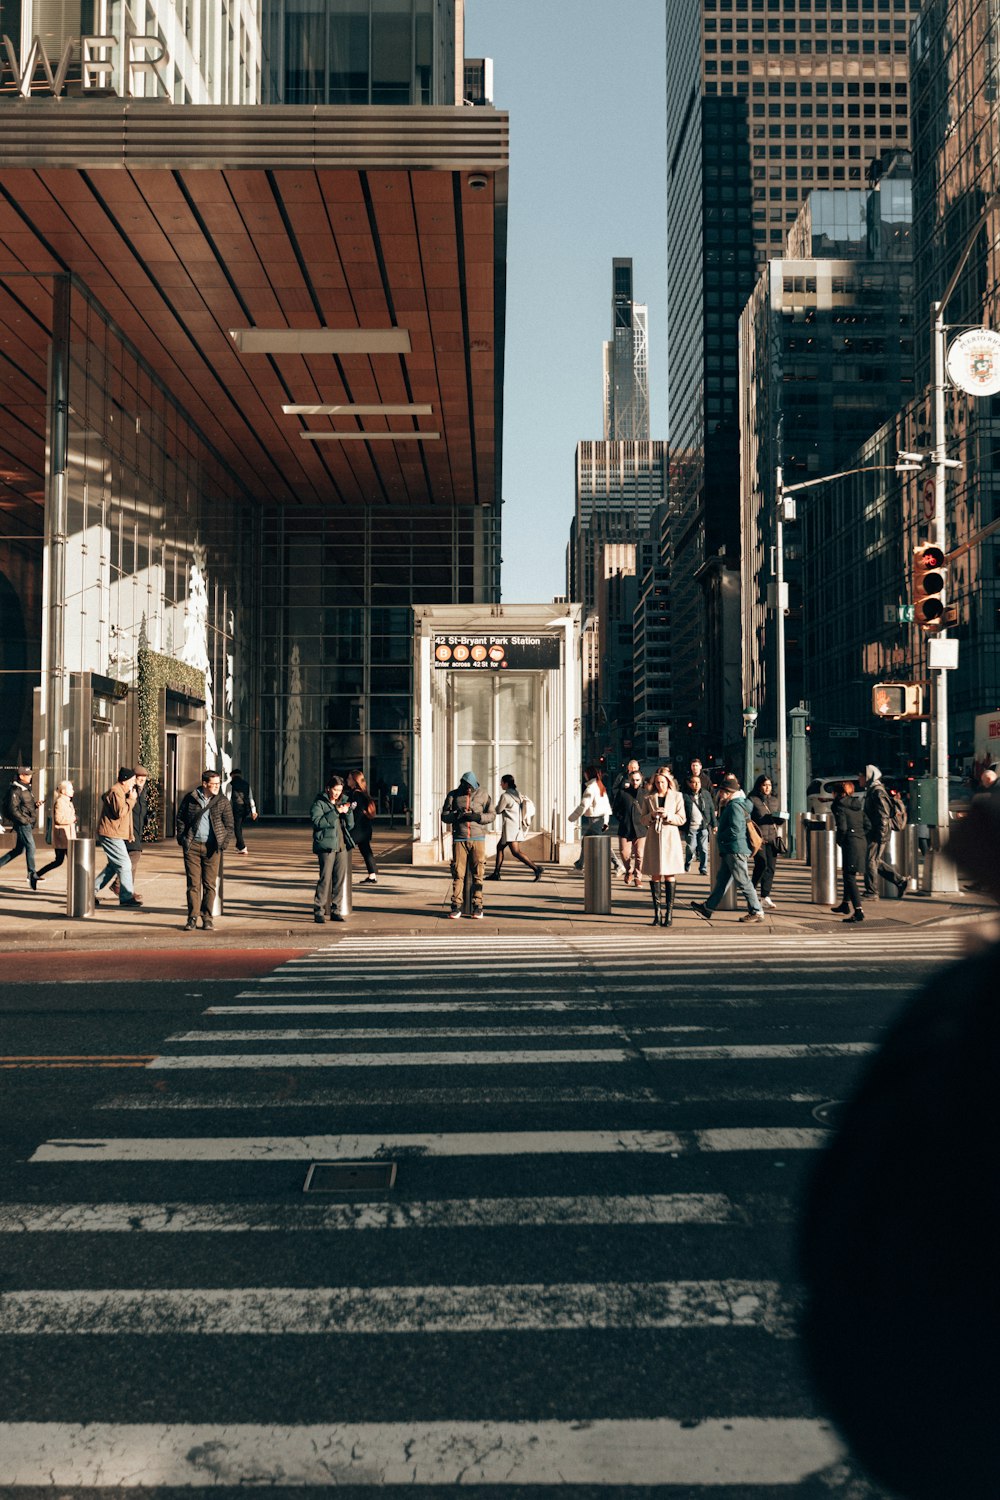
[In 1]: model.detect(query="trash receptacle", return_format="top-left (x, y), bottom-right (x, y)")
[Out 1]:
top-left (707, 830), bottom-right (737, 910)
top-left (810, 820), bottom-right (838, 906)
top-left (66, 837), bottom-right (95, 919)
top-left (583, 834), bottom-right (612, 915)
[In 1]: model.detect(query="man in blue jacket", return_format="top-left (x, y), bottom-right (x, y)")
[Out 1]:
top-left (310, 774), bottom-right (354, 924)
top-left (690, 774), bottom-right (765, 923)
top-left (441, 770), bottom-right (494, 919)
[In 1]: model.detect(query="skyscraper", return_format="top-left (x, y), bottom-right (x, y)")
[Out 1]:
top-left (604, 258), bottom-right (650, 442)
top-left (666, 0), bottom-right (920, 754)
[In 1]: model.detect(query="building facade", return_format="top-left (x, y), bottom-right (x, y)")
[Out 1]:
top-left (666, 0), bottom-right (920, 756)
top-left (604, 258), bottom-right (650, 443)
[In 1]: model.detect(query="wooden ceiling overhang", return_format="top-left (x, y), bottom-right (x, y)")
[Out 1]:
top-left (0, 103), bottom-right (509, 535)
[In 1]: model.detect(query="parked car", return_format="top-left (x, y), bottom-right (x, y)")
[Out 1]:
top-left (806, 775), bottom-right (861, 817)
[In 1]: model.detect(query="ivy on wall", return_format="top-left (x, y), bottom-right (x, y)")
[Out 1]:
top-left (136, 647), bottom-right (205, 841)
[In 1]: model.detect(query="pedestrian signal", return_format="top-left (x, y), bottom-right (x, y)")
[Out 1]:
top-left (912, 545), bottom-right (948, 631)
top-left (872, 683), bottom-right (923, 719)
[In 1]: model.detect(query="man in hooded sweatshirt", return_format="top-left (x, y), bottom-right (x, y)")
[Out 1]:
top-left (441, 770), bottom-right (494, 919)
top-left (863, 764), bottom-right (906, 898)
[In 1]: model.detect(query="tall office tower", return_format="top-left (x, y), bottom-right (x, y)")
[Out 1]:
top-left (604, 259), bottom-right (650, 442)
top-left (666, 0), bottom-right (920, 760)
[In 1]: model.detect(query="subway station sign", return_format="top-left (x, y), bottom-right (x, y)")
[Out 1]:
top-left (433, 633), bottom-right (562, 671)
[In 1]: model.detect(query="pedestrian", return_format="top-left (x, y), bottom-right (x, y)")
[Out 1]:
top-left (568, 766), bottom-right (614, 872)
top-left (175, 767), bottom-right (234, 931)
top-left (228, 768), bottom-right (257, 854)
top-left (441, 770), bottom-right (494, 919)
top-left (682, 772), bottom-right (715, 875)
top-left (113, 766), bottom-right (150, 895)
top-left (345, 770), bottom-right (379, 884)
top-left (831, 779), bottom-right (866, 923)
top-left (690, 774), bottom-right (765, 924)
top-left (749, 773), bottom-right (785, 910)
top-left (640, 767), bottom-right (686, 926)
top-left (310, 774), bottom-right (354, 923)
top-left (689, 757), bottom-right (714, 796)
top-left (34, 779), bottom-right (77, 885)
top-left (1, 765), bottom-right (39, 888)
top-left (94, 767), bottom-right (143, 909)
top-left (863, 764), bottom-right (906, 898)
top-left (612, 766), bottom-right (646, 886)
top-left (489, 773), bottom-right (542, 882)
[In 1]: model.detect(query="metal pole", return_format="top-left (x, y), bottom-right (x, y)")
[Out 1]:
top-left (929, 301), bottom-right (958, 893)
top-left (774, 465), bottom-right (789, 823)
top-left (743, 718), bottom-right (755, 792)
top-left (41, 276), bottom-right (72, 815)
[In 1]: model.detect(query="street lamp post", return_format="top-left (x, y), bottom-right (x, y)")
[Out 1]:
top-left (742, 706), bottom-right (758, 791)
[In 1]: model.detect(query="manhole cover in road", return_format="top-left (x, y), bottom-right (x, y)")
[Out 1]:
top-left (304, 1161), bottom-right (397, 1193)
top-left (812, 1101), bottom-right (847, 1127)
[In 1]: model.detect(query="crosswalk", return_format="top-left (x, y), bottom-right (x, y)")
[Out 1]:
top-left (2, 930), bottom-right (966, 1492)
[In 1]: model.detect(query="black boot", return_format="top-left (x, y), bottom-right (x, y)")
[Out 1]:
top-left (661, 881), bottom-right (675, 926)
top-left (649, 883), bottom-right (660, 925)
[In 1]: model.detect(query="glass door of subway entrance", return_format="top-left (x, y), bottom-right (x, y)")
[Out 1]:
top-left (450, 672), bottom-right (540, 805)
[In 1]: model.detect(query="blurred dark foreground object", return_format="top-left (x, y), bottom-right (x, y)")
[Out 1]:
top-left (800, 807), bottom-right (1000, 1498)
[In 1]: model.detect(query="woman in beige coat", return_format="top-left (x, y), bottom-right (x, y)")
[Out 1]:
top-left (640, 768), bottom-right (686, 926)
top-left (34, 780), bottom-right (77, 887)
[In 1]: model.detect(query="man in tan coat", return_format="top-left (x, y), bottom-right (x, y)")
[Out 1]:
top-left (95, 767), bottom-right (143, 908)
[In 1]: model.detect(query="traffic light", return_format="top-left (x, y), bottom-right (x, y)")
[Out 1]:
top-left (912, 544), bottom-right (948, 631)
top-left (872, 682), bottom-right (923, 719)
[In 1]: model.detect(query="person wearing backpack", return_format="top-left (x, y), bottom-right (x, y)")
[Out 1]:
top-left (0, 765), bottom-right (39, 887)
top-left (488, 774), bottom-right (542, 882)
top-left (863, 764), bottom-right (907, 898)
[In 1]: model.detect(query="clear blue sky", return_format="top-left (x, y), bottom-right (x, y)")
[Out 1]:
top-left (464, 0), bottom-right (668, 604)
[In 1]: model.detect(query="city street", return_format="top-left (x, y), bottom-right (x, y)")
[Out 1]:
top-left (0, 918), bottom-right (980, 1495)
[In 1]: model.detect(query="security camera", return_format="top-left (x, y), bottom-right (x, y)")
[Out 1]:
top-left (467, 174), bottom-right (488, 190)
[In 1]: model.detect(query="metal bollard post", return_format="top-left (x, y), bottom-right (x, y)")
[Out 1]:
top-left (210, 854), bottom-right (224, 918)
top-left (878, 831), bottom-right (904, 899)
top-left (905, 823), bottom-right (920, 889)
top-left (583, 834), bottom-right (612, 915)
top-left (336, 853), bottom-right (353, 918)
top-left (707, 830), bottom-right (737, 910)
top-left (810, 824), bottom-right (838, 905)
top-left (795, 812), bottom-right (810, 863)
top-left (66, 837), bottom-right (95, 919)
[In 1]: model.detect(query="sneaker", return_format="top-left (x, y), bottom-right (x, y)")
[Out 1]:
top-left (28, 872), bottom-right (39, 891)
top-left (201, 917), bottom-right (214, 930)
top-left (236, 847), bottom-right (248, 856)
top-left (762, 897), bottom-right (776, 909)
top-left (120, 895), bottom-right (143, 908)
top-left (740, 911), bottom-right (765, 924)
top-left (485, 872), bottom-right (501, 881)
top-left (314, 915), bottom-right (327, 924)
top-left (184, 918), bottom-right (197, 932)
top-left (843, 910), bottom-right (865, 924)
top-left (689, 901), bottom-right (713, 921)
top-left (533, 866), bottom-right (543, 882)
top-left (471, 909), bottom-right (484, 920)
top-left (331, 913), bottom-right (347, 922)
top-left (361, 874), bottom-right (377, 884)
top-left (449, 907), bottom-right (462, 920)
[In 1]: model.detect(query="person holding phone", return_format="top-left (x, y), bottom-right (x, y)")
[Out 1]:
top-left (310, 774), bottom-right (355, 924)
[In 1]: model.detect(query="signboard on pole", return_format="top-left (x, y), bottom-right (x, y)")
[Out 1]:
top-left (432, 633), bottom-right (561, 671)
top-left (657, 726), bottom-right (671, 759)
top-left (946, 328), bottom-right (1000, 396)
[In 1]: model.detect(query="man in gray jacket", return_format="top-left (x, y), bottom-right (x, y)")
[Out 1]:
top-left (441, 770), bottom-right (494, 919)
top-left (310, 774), bottom-right (354, 924)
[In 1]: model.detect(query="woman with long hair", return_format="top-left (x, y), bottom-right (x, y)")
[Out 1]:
top-left (749, 773), bottom-right (785, 910)
top-left (33, 780), bottom-right (77, 887)
top-left (489, 773), bottom-right (542, 881)
top-left (639, 767), bottom-right (686, 926)
top-left (345, 770), bottom-right (378, 883)
top-left (569, 765), bottom-right (613, 871)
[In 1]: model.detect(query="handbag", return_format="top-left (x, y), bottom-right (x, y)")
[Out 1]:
top-left (746, 812), bottom-right (764, 856)
top-left (774, 834), bottom-right (788, 857)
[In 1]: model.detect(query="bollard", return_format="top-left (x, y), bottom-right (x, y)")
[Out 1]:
top-left (810, 823), bottom-right (838, 905)
top-left (210, 853), bottom-right (224, 918)
top-left (878, 831), bottom-right (905, 899)
top-left (336, 854), bottom-right (353, 918)
top-left (795, 812), bottom-right (810, 863)
top-left (66, 837), bottom-right (95, 919)
top-left (707, 830), bottom-right (737, 910)
top-left (583, 834), bottom-right (612, 915)
top-left (905, 824), bottom-right (920, 889)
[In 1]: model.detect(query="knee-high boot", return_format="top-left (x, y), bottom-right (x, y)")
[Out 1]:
top-left (662, 880), bottom-right (675, 926)
top-left (649, 883), bottom-right (660, 925)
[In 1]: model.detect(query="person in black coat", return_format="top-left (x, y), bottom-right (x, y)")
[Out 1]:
top-left (749, 774), bottom-right (785, 909)
top-left (345, 770), bottom-right (378, 883)
top-left (831, 779), bottom-right (866, 923)
top-left (612, 767), bottom-right (646, 885)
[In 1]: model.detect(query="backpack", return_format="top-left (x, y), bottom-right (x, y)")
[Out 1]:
top-left (889, 795), bottom-right (908, 833)
top-left (519, 794), bottom-right (536, 832)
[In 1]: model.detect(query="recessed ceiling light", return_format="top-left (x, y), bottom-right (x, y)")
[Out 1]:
top-left (229, 329), bottom-right (411, 355)
top-left (282, 403), bottom-right (432, 416)
top-left (300, 431), bottom-right (440, 442)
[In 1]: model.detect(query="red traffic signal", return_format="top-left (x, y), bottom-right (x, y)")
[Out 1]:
top-left (912, 545), bottom-right (948, 631)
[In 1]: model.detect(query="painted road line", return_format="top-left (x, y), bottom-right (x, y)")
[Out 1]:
top-left (0, 1279), bottom-right (795, 1336)
top-left (643, 1042), bottom-right (877, 1060)
top-left (0, 1193), bottom-right (745, 1233)
top-left (217, 999), bottom-right (610, 1013)
top-left (0, 1417), bottom-right (845, 1486)
top-left (226, 982), bottom-right (912, 1002)
top-left (144, 1050), bottom-right (634, 1069)
top-left (169, 1025), bottom-right (627, 1042)
top-left (29, 1127), bottom-right (827, 1163)
top-left (0, 1056), bottom-right (154, 1070)
top-left (96, 1084), bottom-right (663, 1110)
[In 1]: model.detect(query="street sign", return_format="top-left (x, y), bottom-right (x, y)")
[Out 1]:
top-left (830, 727), bottom-right (860, 739)
top-left (898, 604), bottom-right (915, 623)
top-left (922, 476), bottom-right (936, 522)
top-left (946, 327), bottom-right (1000, 396)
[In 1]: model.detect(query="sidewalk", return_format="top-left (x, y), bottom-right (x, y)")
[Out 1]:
top-left (0, 824), bottom-right (995, 952)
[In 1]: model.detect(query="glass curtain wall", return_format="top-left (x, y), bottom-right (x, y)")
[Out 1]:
top-left (264, 0), bottom-right (437, 105)
top-left (258, 502), bottom-right (480, 816)
top-left (55, 278), bottom-right (252, 775)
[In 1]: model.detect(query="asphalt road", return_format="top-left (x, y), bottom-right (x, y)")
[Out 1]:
top-left (0, 928), bottom-right (971, 1497)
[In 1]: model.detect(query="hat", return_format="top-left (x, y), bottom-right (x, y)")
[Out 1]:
top-left (17, 764), bottom-right (31, 775)
top-left (721, 774), bottom-right (742, 791)
top-left (118, 765), bottom-right (135, 781)
top-left (133, 765), bottom-right (150, 778)
top-left (865, 764), bottom-right (881, 783)
top-left (460, 770), bottom-right (479, 790)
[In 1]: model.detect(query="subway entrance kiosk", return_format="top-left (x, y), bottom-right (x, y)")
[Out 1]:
top-left (412, 604), bottom-right (582, 865)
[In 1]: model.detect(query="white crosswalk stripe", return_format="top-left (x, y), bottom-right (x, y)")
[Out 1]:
top-left (9, 931), bottom-right (953, 1491)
